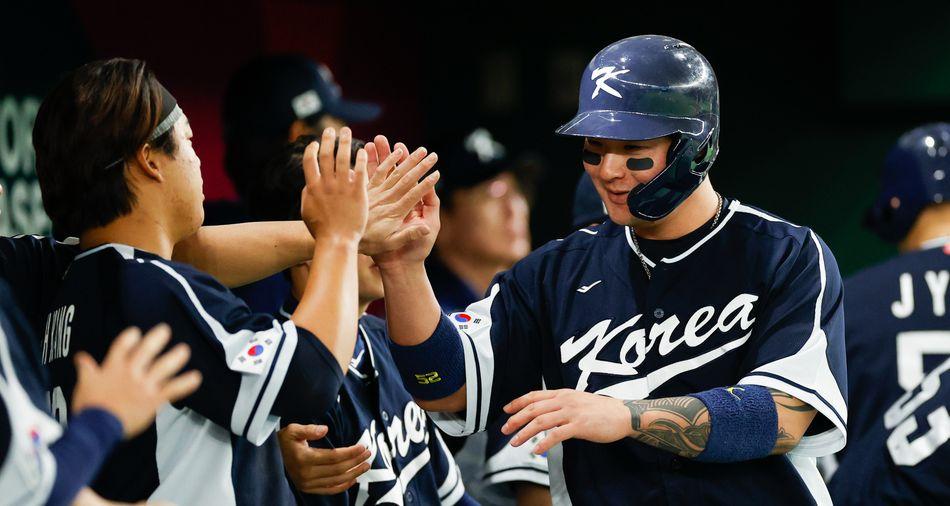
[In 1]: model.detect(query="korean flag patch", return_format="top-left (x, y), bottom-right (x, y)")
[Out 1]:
top-left (230, 335), bottom-right (276, 375)
top-left (449, 311), bottom-right (487, 333)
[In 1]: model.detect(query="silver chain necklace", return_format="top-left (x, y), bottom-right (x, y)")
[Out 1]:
top-left (630, 192), bottom-right (723, 280)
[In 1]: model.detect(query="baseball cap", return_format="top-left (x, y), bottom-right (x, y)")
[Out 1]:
top-left (435, 127), bottom-right (513, 194)
top-left (222, 54), bottom-right (381, 141)
top-left (865, 122), bottom-right (950, 242)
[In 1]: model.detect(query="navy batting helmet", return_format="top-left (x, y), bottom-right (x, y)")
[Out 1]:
top-left (556, 35), bottom-right (719, 221)
top-left (865, 123), bottom-right (950, 242)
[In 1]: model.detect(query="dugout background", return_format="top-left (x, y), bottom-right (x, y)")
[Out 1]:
top-left (3, 1), bottom-right (950, 276)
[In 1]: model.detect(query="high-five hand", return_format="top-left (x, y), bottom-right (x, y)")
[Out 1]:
top-left (299, 127), bottom-right (369, 243)
top-left (359, 134), bottom-right (440, 256)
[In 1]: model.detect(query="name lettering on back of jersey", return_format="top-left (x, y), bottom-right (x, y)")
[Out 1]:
top-left (41, 305), bottom-right (74, 364)
top-left (576, 280), bottom-right (603, 293)
top-left (560, 293), bottom-right (758, 392)
top-left (883, 357), bottom-right (950, 466)
top-left (355, 402), bottom-right (431, 504)
top-left (891, 270), bottom-right (949, 319)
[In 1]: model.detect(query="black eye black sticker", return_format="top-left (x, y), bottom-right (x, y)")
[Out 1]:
top-left (582, 149), bottom-right (602, 165)
top-left (626, 157), bottom-right (654, 171)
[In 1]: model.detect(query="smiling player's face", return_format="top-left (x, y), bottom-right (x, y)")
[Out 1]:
top-left (582, 136), bottom-right (672, 226)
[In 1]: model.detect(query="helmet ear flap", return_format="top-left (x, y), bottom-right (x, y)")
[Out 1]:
top-left (690, 127), bottom-right (717, 175)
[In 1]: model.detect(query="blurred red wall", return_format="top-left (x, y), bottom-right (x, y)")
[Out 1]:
top-left (71, 0), bottom-right (422, 201)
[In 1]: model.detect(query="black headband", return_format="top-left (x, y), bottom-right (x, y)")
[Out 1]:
top-left (102, 82), bottom-right (181, 170)
top-left (148, 82), bottom-right (182, 141)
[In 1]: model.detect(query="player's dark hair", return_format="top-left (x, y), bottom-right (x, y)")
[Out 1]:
top-left (33, 58), bottom-right (177, 237)
top-left (247, 135), bottom-right (364, 222)
top-left (223, 117), bottom-right (327, 206)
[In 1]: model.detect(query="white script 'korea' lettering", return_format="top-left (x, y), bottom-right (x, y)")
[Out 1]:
top-left (560, 293), bottom-right (759, 392)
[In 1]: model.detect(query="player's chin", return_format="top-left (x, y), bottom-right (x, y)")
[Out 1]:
top-left (605, 205), bottom-right (636, 226)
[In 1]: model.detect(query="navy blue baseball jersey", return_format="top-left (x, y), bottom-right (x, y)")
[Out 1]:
top-left (278, 300), bottom-right (467, 505)
top-left (838, 241), bottom-right (949, 461)
top-left (0, 235), bottom-right (79, 337)
top-left (829, 355), bottom-right (950, 504)
top-left (42, 243), bottom-right (344, 504)
top-left (0, 280), bottom-right (62, 505)
top-left (428, 254), bottom-right (550, 504)
top-left (425, 199), bottom-right (848, 505)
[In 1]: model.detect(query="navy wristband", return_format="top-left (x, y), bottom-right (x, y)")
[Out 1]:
top-left (689, 385), bottom-right (777, 463)
top-left (47, 408), bottom-right (124, 506)
top-left (389, 314), bottom-right (466, 400)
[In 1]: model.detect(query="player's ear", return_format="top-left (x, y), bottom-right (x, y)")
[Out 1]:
top-left (132, 142), bottom-right (164, 183)
top-left (288, 119), bottom-right (316, 143)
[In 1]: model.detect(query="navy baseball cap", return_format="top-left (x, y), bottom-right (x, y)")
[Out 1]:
top-left (223, 54), bottom-right (381, 140)
top-left (865, 123), bottom-right (950, 242)
top-left (435, 127), bottom-right (513, 194)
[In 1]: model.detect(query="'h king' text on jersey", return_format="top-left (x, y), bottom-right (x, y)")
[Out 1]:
top-left (42, 304), bottom-right (74, 364)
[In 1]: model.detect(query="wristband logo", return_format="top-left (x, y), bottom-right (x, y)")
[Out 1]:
top-left (725, 386), bottom-right (745, 400)
top-left (415, 371), bottom-right (442, 385)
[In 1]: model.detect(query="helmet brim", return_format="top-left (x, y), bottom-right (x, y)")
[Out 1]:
top-left (555, 110), bottom-right (709, 141)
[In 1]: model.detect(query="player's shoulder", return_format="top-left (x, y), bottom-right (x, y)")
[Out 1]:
top-left (518, 219), bottom-right (621, 266)
top-left (503, 220), bottom-right (621, 289)
top-left (0, 234), bottom-right (79, 261)
top-left (847, 242), bottom-right (950, 288)
top-left (726, 200), bottom-right (816, 246)
top-left (73, 243), bottom-right (227, 303)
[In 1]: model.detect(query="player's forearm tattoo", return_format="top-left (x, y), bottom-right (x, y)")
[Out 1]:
top-left (769, 388), bottom-right (816, 412)
top-left (768, 388), bottom-right (816, 453)
top-left (774, 426), bottom-right (798, 453)
top-left (623, 397), bottom-right (710, 458)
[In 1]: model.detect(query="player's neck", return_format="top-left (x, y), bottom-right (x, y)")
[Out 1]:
top-left (899, 203), bottom-right (950, 252)
top-left (631, 179), bottom-right (719, 241)
top-left (436, 248), bottom-right (506, 296)
top-left (79, 212), bottom-right (177, 259)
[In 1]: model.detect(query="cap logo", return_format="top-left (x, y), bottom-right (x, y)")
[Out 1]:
top-left (464, 128), bottom-right (506, 163)
top-left (292, 90), bottom-right (323, 118)
top-left (591, 66), bottom-right (629, 99)
top-left (317, 64), bottom-right (342, 98)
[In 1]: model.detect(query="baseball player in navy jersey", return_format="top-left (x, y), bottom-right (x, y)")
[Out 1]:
top-left (249, 135), bottom-right (472, 504)
top-left (28, 58), bottom-right (438, 504)
top-left (426, 128), bottom-right (550, 506)
top-left (371, 35), bottom-right (848, 505)
top-left (829, 357), bottom-right (949, 504)
top-left (828, 124), bottom-right (950, 504)
top-left (0, 277), bottom-right (201, 506)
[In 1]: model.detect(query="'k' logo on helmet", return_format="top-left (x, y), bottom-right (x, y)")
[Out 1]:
top-left (591, 66), bottom-right (630, 99)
